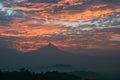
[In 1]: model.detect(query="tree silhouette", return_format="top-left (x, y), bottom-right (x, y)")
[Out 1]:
top-left (0, 69), bottom-right (82, 80)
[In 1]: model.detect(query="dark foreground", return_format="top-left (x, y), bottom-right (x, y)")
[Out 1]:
top-left (0, 69), bottom-right (81, 80)
top-left (0, 69), bottom-right (120, 80)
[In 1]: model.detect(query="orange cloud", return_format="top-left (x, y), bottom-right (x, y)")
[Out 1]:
top-left (5, 1), bottom-right (119, 22)
top-left (55, 9), bottom-right (114, 21)
top-left (0, 1), bottom-right (120, 53)
top-left (58, 0), bottom-right (83, 6)
top-left (12, 7), bottom-right (45, 11)
top-left (90, 4), bottom-right (108, 9)
top-left (12, 40), bottom-right (48, 53)
top-left (0, 25), bottom-right (67, 37)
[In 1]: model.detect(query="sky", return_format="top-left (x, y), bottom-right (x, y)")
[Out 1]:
top-left (0, 0), bottom-right (120, 53)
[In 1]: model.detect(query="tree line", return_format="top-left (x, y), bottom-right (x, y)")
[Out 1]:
top-left (0, 68), bottom-right (81, 80)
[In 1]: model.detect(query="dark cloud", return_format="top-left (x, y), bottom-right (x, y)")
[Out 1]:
top-left (83, 0), bottom-right (120, 8)
top-left (86, 0), bottom-right (120, 3)
top-left (28, 0), bottom-right (59, 3)
top-left (100, 0), bottom-right (120, 3)
top-left (0, 11), bottom-right (13, 26)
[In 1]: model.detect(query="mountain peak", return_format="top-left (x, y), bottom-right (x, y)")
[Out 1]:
top-left (44, 43), bottom-right (58, 50)
top-left (47, 42), bottom-right (55, 46)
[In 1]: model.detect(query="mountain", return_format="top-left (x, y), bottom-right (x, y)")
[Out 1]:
top-left (27, 43), bottom-right (75, 67)
top-left (30, 43), bottom-right (72, 56)
top-left (0, 43), bottom-right (75, 71)
top-left (0, 43), bottom-right (120, 73)
top-left (37, 43), bottom-right (60, 52)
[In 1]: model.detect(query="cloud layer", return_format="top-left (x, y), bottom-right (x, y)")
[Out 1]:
top-left (0, 0), bottom-right (120, 53)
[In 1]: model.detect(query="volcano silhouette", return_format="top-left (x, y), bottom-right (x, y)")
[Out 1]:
top-left (0, 43), bottom-right (120, 73)
top-left (39, 43), bottom-right (60, 51)
top-left (30, 43), bottom-right (72, 57)
top-left (0, 43), bottom-right (74, 68)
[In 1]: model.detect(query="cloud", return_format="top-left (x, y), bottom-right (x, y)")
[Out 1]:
top-left (0, 2), bottom-right (17, 26)
top-left (28, 0), bottom-right (59, 3)
top-left (99, 0), bottom-right (120, 3)
top-left (0, 0), bottom-right (120, 52)
top-left (0, 10), bottom-right (13, 26)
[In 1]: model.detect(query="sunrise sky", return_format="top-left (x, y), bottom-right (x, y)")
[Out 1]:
top-left (0, 0), bottom-right (120, 53)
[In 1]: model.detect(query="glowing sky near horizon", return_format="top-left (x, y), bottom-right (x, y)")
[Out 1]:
top-left (0, 0), bottom-right (120, 53)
